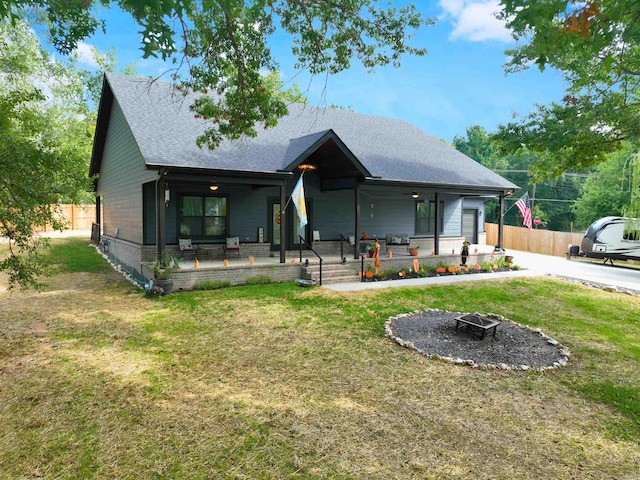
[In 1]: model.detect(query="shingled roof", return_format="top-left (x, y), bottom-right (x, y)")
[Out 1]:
top-left (91, 72), bottom-right (517, 193)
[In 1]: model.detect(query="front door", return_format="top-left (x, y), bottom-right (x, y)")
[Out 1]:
top-left (270, 201), bottom-right (281, 251)
top-left (268, 199), bottom-right (312, 250)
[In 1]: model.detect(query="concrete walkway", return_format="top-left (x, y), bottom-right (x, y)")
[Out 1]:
top-left (325, 249), bottom-right (640, 293)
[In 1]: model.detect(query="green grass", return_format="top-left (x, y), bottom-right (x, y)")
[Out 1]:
top-left (43, 237), bottom-right (113, 273)
top-left (0, 237), bottom-right (639, 478)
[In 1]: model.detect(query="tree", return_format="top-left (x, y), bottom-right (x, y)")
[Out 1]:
top-left (494, 1), bottom-right (640, 178)
top-left (453, 125), bottom-right (508, 171)
top-left (453, 125), bottom-right (508, 223)
top-left (572, 145), bottom-right (636, 228)
top-left (3, 0), bottom-right (433, 149)
top-left (262, 70), bottom-right (308, 104)
top-left (0, 20), bottom-right (94, 289)
top-left (454, 124), bottom-right (585, 229)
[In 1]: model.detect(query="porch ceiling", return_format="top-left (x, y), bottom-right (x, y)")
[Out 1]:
top-left (303, 138), bottom-right (363, 181)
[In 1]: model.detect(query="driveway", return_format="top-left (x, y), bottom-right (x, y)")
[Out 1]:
top-left (507, 249), bottom-right (640, 294)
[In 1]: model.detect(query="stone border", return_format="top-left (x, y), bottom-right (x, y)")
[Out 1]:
top-left (92, 243), bottom-right (148, 291)
top-left (553, 274), bottom-right (640, 296)
top-left (385, 308), bottom-right (571, 372)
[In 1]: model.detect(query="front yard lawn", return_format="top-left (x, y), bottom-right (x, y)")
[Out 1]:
top-left (0, 237), bottom-right (638, 479)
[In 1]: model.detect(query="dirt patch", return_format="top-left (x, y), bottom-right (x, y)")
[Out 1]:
top-left (386, 308), bottom-right (571, 371)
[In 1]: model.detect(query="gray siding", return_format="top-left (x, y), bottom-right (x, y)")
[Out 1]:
top-left (229, 186), bottom-right (279, 242)
top-left (442, 195), bottom-right (463, 237)
top-left (97, 99), bottom-right (156, 244)
top-left (143, 173), bottom-right (482, 247)
top-left (463, 197), bottom-right (486, 232)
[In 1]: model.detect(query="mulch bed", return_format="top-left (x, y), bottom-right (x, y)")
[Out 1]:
top-left (363, 266), bottom-right (516, 282)
top-left (385, 309), bottom-right (571, 371)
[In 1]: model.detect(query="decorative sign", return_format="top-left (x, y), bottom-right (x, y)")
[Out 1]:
top-left (533, 216), bottom-right (541, 225)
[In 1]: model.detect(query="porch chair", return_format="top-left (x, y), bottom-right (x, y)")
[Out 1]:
top-left (178, 238), bottom-right (199, 260)
top-left (224, 236), bottom-right (241, 258)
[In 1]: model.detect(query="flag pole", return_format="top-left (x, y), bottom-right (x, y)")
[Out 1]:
top-left (502, 193), bottom-right (525, 217)
top-left (281, 169), bottom-right (304, 214)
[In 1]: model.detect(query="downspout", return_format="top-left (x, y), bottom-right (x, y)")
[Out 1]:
top-left (95, 196), bottom-right (101, 226)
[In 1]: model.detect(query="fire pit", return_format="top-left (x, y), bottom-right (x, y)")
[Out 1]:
top-left (454, 313), bottom-right (499, 339)
top-left (385, 309), bottom-right (571, 371)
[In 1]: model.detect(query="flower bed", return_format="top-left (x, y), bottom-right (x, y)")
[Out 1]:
top-left (362, 259), bottom-right (519, 282)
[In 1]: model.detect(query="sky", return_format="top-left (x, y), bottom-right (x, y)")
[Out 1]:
top-left (70, 0), bottom-right (568, 143)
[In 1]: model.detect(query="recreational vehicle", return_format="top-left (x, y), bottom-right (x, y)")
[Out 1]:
top-left (581, 216), bottom-right (640, 262)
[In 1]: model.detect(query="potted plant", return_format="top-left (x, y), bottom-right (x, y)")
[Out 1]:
top-left (152, 255), bottom-right (176, 295)
top-left (368, 242), bottom-right (377, 258)
top-left (408, 245), bottom-right (420, 256)
top-left (365, 264), bottom-right (375, 278)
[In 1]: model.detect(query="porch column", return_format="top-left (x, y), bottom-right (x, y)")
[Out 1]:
top-left (354, 183), bottom-right (361, 259)
top-left (279, 184), bottom-right (286, 263)
top-left (434, 192), bottom-right (440, 255)
top-left (156, 174), bottom-right (166, 258)
top-left (498, 194), bottom-right (505, 250)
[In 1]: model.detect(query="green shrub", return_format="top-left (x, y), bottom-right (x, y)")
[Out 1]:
top-left (418, 265), bottom-right (436, 277)
top-left (193, 279), bottom-right (232, 290)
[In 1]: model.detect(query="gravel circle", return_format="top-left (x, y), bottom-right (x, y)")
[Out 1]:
top-left (385, 309), bottom-right (571, 371)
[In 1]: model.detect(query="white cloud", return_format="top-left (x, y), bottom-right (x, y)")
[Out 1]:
top-left (439, 0), bottom-right (512, 43)
top-left (73, 41), bottom-right (99, 67)
top-left (440, 0), bottom-right (466, 17)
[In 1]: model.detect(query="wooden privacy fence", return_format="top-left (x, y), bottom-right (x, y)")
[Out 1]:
top-left (35, 204), bottom-right (96, 232)
top-left (485, 223), bottom-right (585, 258)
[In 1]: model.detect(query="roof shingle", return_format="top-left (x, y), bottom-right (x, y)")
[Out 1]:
top-left (101, 72), bottom-right (517, 191)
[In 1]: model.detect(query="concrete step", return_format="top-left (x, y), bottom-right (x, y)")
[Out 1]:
top-left (306, 263), bottom-right (359, 284)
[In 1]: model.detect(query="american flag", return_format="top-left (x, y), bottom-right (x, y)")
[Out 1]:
top-left (515, 192), bottom-right (532, 230)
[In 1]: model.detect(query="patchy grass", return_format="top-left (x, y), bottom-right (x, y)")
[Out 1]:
top-left (0, 237), bottom-right (639, 478)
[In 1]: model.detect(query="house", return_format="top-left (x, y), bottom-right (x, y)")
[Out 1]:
top-left (89, 73), bottom-right (517, 287)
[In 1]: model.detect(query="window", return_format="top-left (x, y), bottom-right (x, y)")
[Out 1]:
top-left (180, 195), bottom-right (227, 239)
top-left (623, 218), bottom-right (640, 242)
top-left (415, 200), bottom-right (444, 235)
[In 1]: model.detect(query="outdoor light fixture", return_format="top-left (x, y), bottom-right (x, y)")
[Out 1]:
top-left (164, 185), bottom-right (170, 207)
top-left (209, 184), bottom-right (219, 191)
top-left (411, 192), bottom-right (420, 199)
top-left (297, 164), bottom-right (316, 171)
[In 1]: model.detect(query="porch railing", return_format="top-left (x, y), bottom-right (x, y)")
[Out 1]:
top-left (298, 235), bottom-right (323, 286)
top-left (339, 234), bottom-right (358, 261)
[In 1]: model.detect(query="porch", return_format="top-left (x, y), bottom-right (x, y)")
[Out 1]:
top-left (142, 240), bottom-right (500, 291)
